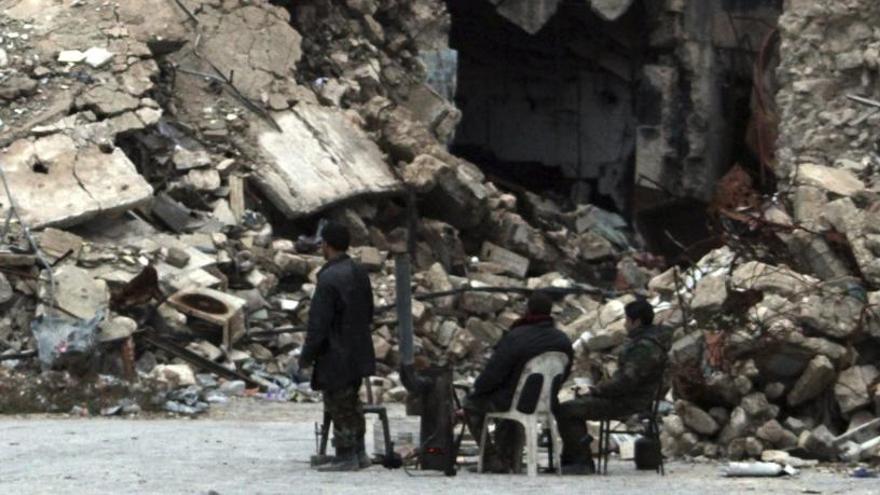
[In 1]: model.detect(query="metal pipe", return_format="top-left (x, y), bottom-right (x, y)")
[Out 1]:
top-left (395, 253), bottom-right (414, 367)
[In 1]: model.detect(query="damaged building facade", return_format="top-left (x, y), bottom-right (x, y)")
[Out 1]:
top-left (2, 0), bottom-right (880, 467)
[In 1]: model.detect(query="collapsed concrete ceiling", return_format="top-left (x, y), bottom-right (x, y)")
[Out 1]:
top-left (489, 0), bottom-right (636, 34)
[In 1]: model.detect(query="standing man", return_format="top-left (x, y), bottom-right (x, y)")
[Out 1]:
top-left (462, 291), bottom-right (573, 473)
top-left (300, 222), bottom-right (375, 472)
top-left (557, 299), bottom-right (669, 474)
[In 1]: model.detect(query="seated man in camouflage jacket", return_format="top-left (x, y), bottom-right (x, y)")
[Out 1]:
top-left (556, 300), bottom-right (670, 474)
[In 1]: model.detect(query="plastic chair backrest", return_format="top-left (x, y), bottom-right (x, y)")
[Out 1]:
top-left (511, 351), bottom-right (569, 415)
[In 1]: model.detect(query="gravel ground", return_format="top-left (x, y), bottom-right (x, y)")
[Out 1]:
top-left (0, 400), bottom-right (873, 495)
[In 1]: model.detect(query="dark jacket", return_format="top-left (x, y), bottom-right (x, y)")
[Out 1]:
top-left (300, 254), bottom-right (375, 392)
top-left (470, 316), bottom-right (573, 410)
top-left (593, 324), bottom-right (670, 407)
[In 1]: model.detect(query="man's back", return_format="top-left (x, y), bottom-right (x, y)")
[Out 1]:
top-left (471, 317), bottom-right (573, 410)
top-left (302, 255), bottom-right (375, 391)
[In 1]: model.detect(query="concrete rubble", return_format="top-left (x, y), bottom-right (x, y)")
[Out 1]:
top-left (0, 0), bottom-right (879, 470)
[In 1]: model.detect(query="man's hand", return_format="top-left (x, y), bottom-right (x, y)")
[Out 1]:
top-left (574, 385), bottom-right (598, 397)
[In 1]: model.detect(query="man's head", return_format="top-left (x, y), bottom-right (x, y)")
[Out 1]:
top-left (624, 299), bottom-right (654, 331)
top-left (527, 291), bottom-right (553, 316)
top-left (320, 221), bottom-right (350, 260)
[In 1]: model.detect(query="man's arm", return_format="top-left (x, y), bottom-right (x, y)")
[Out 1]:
top-left (300, 281), bottom-right (336, 367)
top-left (593, 342), bottom-right (662, 397)
top-left (470, 335), bottom-right (518, 397)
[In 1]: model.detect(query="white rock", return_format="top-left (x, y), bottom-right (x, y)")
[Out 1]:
top-left (57, 50), bottom-right (86, 64)
top-left (151, 364), bottom-right (196, 387)
top-left (0, 48), bottom-right (7, 67)
top-left (83, 47), bottom-right (114, 68)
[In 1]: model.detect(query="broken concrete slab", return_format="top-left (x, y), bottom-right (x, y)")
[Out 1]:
top-left (795, 164), bottom-right (865, 197)
top-left (731, 261), bottom-right (817, 297)
top-left (254, 104), bottom-right (401, 218)
top-left (193, 3), bottom-right (303, 100)
top-left (0, 136), bottom-right (153, 229)
top-left (41, 265), bottom-right (110, 321)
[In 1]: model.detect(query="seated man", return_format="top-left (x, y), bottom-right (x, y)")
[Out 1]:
top-left (557, 299), bottom-right (670, 474)
top-left (462, 291), bottom-right (573, 473)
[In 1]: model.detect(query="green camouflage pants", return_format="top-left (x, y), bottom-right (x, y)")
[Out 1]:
top-left (324, 383), bottom-right (365, 452)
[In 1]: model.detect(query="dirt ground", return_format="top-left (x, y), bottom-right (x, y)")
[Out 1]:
top-left (0, 399), bottom-right (873, 495)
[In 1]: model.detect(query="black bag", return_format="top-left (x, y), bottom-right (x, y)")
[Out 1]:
top-left (634, 436), bottom-right (662, 470)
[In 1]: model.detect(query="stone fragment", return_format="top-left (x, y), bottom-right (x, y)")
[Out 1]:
top-left (741, 393), bottom-right (772, 419)
top-left (58, 50), bottom-right (86, 64)
top-left (788, 355), bottom-right (836, 406)
top-left (185, 168), bottom-right (221, 191)
top-left (798, 425), bottom-right (838, 461)
top-left (718, 406), bottom-right (751, 445)
top-left (709, 407), bottom-right (730, 427)
top-left (173, 147), bottom-right (212, 170)
top-left (731, 261), bottom-right (815, 297)
top-left (0, 273), bottom-right (13, 306)
top-left (354, 246), bottom-right (385, 272)
top-left (675, 400), bottom-right (720, 435)
top-left (835, 365), bottom-right (880, 416)
top-left (670, 332), bottom-right (703, 366)
top-left (166, 247), bottom-right (191, 268)
top-left (151, 364), bottom-right (196, 387)
top-left (480, 241), bottom-right (529, 278)
top-left (458, 289), bottom-right (507, 316)
top-left (690, 274), bottom-right (728, 314)
top-left (43, 265), bottom-right (109, 320)
top-left (83, 47), bottom-right (114, 68)
top-left (576, 232), bottom-right (616, 261)
top-left (796, 164), bottom-right (865, 197)
top-left (0, 75), bottom-right (38, 100)
top-left (761, 450), bottom-right (818, 468)
top-left (465, 317), bottom-right (504, 345)
top-left (38, 228), bottom-right (83, 261)
top-left (583, 326), bottom-right (627, 351)
top-left (663, 415), bottom-right (686, 437)
top-left (186, 340), bottom-right (223, 362)
top-left (98, 316), bottom-right (137, 343)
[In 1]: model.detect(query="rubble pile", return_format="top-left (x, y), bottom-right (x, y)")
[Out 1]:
top-left (647, 0), bottom-right (880, 464)
top-left (0, 0), bottom-right (648, 415)
top-left (2, 0), bottom-right (880, 468)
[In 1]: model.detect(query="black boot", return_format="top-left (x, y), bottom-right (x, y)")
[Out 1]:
top-left (318, 447), bottom-right (361, 472)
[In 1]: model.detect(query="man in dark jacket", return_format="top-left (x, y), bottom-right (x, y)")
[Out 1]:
top-left (463, 291), bottom-right (573, 473)
top-left (557, 299), bottom-right (669, 474)
top-left (300, 222), bottom-right (375, 472)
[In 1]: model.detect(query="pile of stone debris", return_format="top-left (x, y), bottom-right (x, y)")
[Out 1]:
top-left (3, 0), bottom-right (880, 470)
top-left (0, 0), bottom-right (646, 416)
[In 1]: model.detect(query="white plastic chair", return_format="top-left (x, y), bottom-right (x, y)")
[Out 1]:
top-left (478, 351), bottom-right (569, 477)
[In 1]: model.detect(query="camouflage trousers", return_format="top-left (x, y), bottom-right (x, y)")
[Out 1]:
top-left (324, 383), bottom-right (365, 452)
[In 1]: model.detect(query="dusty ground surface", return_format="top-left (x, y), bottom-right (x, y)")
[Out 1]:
top-left (0, 399), bottom-right (872, 495)
top-left (0, 401), bottom-right (877, 495)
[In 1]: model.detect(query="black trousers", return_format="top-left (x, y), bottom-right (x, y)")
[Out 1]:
top-left (463, 395), bottom-right (523, 470)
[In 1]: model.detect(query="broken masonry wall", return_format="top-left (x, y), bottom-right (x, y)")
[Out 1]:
top-left (635, 0), bottom-right (782, 210)
top-left (775, 0), bottom-right (880, 186)
top-left (449, 0), bottom-right (644, 211)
